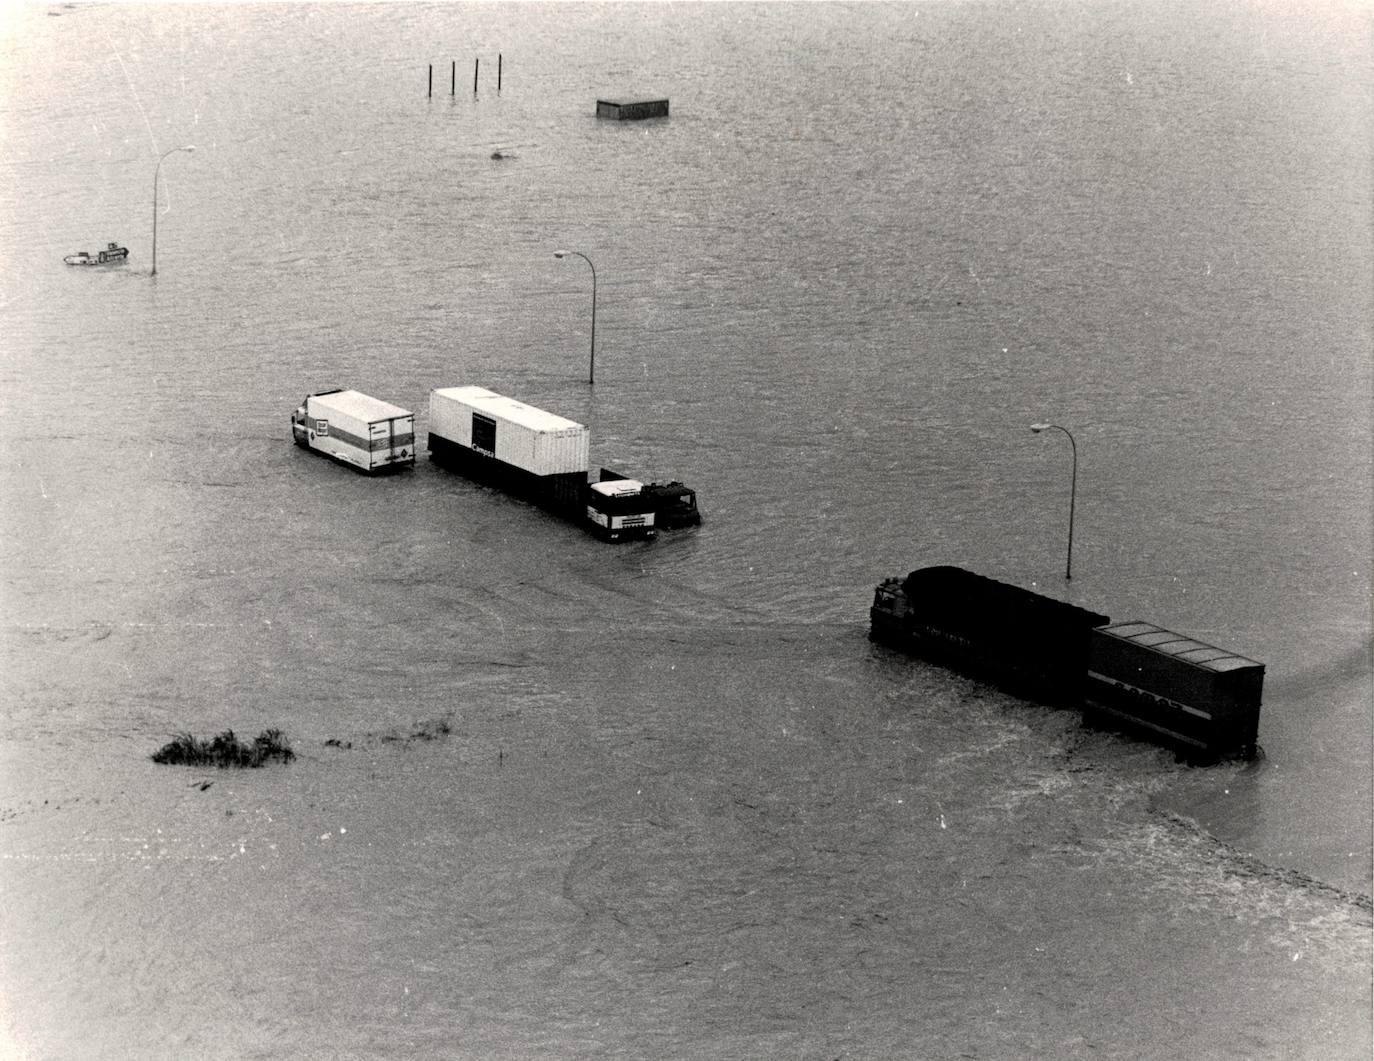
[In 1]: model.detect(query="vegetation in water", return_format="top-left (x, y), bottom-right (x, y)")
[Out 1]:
top-left (152, 728), bottom-right (295, 768)
top-left (324, 716), bottom-right (454, 750)
top-left (380, 717), bottom-right (452, 743)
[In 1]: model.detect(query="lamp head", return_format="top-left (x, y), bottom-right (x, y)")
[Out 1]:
top-left (184, 145), bottom-right (196, 153)
top-left (553, 251), bottom-right (567, 259)
top-left (1030, 423), bottom-right (1051, 434)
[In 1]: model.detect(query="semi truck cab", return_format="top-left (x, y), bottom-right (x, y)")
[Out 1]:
top-left (597, 470), bottom-right (701, 528)
top-left (585, 479), bottom-right (657, 541)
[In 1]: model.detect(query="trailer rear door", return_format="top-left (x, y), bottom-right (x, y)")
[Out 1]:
top-left (368, 420), bottom-right (390, 469)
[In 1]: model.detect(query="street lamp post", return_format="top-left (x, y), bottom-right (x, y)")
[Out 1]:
top-left (1030, 422), bottom-right (1078, 580)
top-left (151, 145), bottom-right (195, 276)
top-left (554, 250), bottom-right (596, 384)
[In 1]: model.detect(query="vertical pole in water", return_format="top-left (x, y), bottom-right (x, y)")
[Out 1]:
top-left (498, 54), bottom-right (503, 91)
top-left (428, 64), bottom-right (432, 98)
top-left (474, 57), bottom-right (479, 94)
top-left (1029, 422), bottom-right (1078, 580)
top-left (451, 61), bottom-right (455, 95)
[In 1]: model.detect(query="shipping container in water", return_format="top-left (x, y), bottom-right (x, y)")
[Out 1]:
top-left (427, 386), bottom-right (658, 542)
top-left (1086, 621), bottom-right (1265, 761)
top-left (429, 386), bottom-right (589, 477)
top-left (596, 98), bottom-right (669, 120)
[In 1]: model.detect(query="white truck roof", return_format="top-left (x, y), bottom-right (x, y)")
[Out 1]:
top-left (590, 479), bottom-right (643, 498)
top-left (313, 390), bottom-right (412, 422)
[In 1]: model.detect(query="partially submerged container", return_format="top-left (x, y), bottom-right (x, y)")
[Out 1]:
top-left (428, 385), bottom-right (589, 478)
top-left (1086, 621), bottom-right (1265, 761)
top-left (291, 389), bottom-right (415, 473)
top-left (870, 566), bottom-right (1265, 762)
top-left (427, 386), bottom-right (656, 542)
top-left (870, 565), bottom-right (1110, 705)
top-left (596, 98), bottom-right (669, 120)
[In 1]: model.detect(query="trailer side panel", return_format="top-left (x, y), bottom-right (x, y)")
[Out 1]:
top-left (1086, 621), bottom-right (1264, 760)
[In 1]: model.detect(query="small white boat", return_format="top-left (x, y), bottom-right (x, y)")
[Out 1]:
top-left (64, 243), bottom-right (129, 266)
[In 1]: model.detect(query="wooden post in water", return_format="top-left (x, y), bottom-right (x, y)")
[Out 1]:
top-left (474, 57), bottom-right (480, 94)
top-left (428, 64), bottom-right (432, 98)
top-left (498, 54), bottom-right (502, 91)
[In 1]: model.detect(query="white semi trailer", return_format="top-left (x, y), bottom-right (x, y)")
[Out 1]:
top-left (427, 385), bottom-right (659, 541)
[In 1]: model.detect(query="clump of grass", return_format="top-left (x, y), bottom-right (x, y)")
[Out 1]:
top-left (152, 728), bottom-right (295, 768)
top-left (379, 718), bottom-right (452, 744)
top-left (408, 718), bottom-right (452, 742)
top-left (321, 715), bottom-right (454, 752)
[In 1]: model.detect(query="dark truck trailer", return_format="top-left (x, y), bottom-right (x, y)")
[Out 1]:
top-left (870, 565), bottom-right (1110, 706)
top-left (1086, 621), bottom-right (1265, 761)
top-left (428, 439), bottom-right (656, 540)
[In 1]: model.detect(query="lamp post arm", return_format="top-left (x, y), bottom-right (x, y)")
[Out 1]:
top-left (556, 250), bottom-right (597, 385)
top-left (586, 256), bottom-right (596, 386)
top-left (152, 155), bottom-right (163, 276)
top-left (151, 146), bottom-right (193, 277)
top-left (1060, 426), bottom-right (1077, 581)
top-left (1031, 422), bottom-right (1078, 580)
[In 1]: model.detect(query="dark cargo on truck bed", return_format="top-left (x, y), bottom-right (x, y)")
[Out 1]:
top-left (870, 565), bottom-right (1109, 705)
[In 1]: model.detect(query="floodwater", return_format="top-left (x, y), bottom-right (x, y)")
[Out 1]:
top-left (1, 3), bottom-right (1370, 1058)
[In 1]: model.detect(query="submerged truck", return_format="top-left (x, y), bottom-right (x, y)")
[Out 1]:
top-left (869, 565), bottom-right (1265, 761)
top-left (427, 386), bottom-right (697, 542)
top-left (1085, 621), bottom-right (1264, 761)
top-left (870, 565), bottom-right (1110, 706)
top-left (292, 389), bottom-right (415, 473)
top-left (598, 470), bottom-right (702, 529)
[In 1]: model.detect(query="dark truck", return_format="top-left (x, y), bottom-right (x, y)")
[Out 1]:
top-left (869, 565), bottom-right (1110, 707)
top-left (427, 386), bottom-right (700, 543)
top-left (869, 565), bottom-right (1264, 761)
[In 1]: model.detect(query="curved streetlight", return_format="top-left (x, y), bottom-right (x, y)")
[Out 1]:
top-left (554, 250), bottom-right (596, 385)
top-left (1030, 422), bottom-right (1077, 580)
top-left (151, 145), bottom-right (195, 276)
